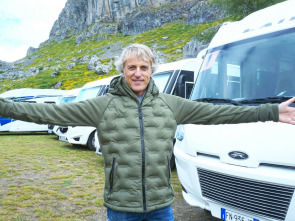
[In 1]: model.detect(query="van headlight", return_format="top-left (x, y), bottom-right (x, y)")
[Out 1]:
top-left (176, 125), bottom-right (184, 141)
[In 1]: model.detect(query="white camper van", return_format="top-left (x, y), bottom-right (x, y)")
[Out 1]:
top-left (94, 54), bottom-right (206, 164)
top-left (151, 56), bottom-right (205, 98)
top-left (174, 1), bottom-right (295, 221)
top-left (59, 76), bottom-right (117, 151)
top-left (0, 88), bottom-right (66, 132)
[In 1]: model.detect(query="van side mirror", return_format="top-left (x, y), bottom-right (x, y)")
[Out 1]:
top-left (175, 71), bottom-right (194, 98)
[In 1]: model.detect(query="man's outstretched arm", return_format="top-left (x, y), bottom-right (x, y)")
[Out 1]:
top-left (279, 97), bottom-right (295, 124)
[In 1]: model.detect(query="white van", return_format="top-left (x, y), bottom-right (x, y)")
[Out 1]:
top-left (94, 54), bottom-right (206, 163)
top-left (152, 55), bottom-right (205, 99)
top-left (0, 88), bottom-right (66, 132)
top-left (49, 88), bottom-right (81, 135)
top-left (174, 1), bottom-right (295, 221)
top-left (0, 88), bottom-right (66, 101)
top-left (59, 76), bottom-right (117, 151)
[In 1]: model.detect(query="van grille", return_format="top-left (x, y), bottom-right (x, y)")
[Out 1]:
top-left (197, 168), bottom-right (294, 220)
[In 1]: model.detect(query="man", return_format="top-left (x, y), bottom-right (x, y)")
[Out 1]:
top-left (1, 44), bottom-right (295, 221)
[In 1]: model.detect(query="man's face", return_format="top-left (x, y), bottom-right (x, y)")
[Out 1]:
top-left (122, 53), bottom-right (153, 97)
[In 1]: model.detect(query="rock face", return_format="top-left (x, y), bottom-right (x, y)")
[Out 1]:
top-left (75, 22), bottom-right (119, 44)
top-left (185, 1), bottom-right (226, 25)
top-left (121, 1), bottom-right (225, 35)
top-left (26, 47), bottom-right (38, 56)
top-left (49, 0), bottom-right (225, 42)
top-left (49, 0), bottom-right (167, 41)
top-left (120, 1), bottom-right (195, 35)
top-left (0, 60), bottom-right (15, 71)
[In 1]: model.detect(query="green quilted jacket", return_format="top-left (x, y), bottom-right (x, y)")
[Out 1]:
top-left (0, 76), bottom-right (279, 213)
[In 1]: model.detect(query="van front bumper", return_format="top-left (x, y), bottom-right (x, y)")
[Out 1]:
top-left (174, 145), bottom-right (295, 221)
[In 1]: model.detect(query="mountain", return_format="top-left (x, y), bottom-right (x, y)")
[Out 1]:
top-left (49, 0), bottom-right (224, 42)
top-left (0, 0), bottom-right (226, 92)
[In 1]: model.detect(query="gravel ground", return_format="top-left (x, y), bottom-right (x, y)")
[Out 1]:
top-left (172, 197), bottom-right (221, 221)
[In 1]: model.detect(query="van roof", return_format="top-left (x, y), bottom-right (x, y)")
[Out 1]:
top-left (63, 88), bottom-right (81, 97)
top-left (209, 0), bottom-right (295, 49)
top-left (81, 75), bottom-right (118, 89)
top-left (0, 88), bottom-right (67, 99)
top-left (155, 57), bottom-right (204, 74)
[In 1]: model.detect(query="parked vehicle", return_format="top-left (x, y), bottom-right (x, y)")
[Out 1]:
top-left (0, 88), bottom-right (66, 101)
top-left (94, 54), bottom-right (206, 165)
top-left (0, 88), bottom-right (66, 132)
top-left (174, 1), bottom-right (295, 221)
top-left (151, 56), bottom-right (204, 99)
top-left (48, 88), bottom-right (81, 135)
top-left (59, 76), bottom-right (117, 151)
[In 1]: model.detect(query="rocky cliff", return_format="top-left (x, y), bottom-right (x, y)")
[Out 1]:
top-left (50, 0), bottom-right (182, 41)
top-left (49, 0), bottom-right (225, 42)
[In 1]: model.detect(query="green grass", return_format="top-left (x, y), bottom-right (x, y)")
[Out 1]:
top-left (0, 133), bottom-right (183, 220)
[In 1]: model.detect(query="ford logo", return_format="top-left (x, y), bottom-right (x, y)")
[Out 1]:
top-left (228, 151), bottom-right (249, 160)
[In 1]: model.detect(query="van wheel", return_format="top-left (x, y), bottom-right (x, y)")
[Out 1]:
top-left (87, 131), bottom-right (96, 151)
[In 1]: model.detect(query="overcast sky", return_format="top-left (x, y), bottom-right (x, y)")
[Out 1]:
top-left (0, 0), bottom-right (68, 62)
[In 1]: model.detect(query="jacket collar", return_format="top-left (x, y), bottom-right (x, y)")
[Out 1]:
top-left (108, 76), bottom-right (159, 102)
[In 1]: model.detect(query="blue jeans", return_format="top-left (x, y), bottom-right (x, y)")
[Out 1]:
top-left (107, 205), bottom-right (174, 221)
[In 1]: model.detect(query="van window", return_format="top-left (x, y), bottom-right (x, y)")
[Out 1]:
top-left (152, 71), bottom-right (173, 92)
top-left (60, 96), bottom-right (76, 104)
top-left (76, 86), bottom-right (103, 102)
top-left (191, 29), bottom-right (295, 102)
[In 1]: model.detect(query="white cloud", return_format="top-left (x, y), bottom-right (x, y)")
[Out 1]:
top-left (0, 0), bottom-right (67, 62)
top-left (0, 45), bottom-right (29, 63)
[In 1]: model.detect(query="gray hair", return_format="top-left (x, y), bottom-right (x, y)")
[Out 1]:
top-left (115, 43), bottom-right (158, 74)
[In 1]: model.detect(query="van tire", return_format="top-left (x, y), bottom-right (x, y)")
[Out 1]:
top-left (87, 131), bottom-right (96, 151)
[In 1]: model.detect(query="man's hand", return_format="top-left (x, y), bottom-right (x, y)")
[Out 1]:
top-left (278, 97), bottom-right (295, 124)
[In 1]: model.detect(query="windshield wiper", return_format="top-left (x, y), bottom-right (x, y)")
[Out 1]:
top-left (239, 96), bottom-right (294, 104)
top-left (194, 98), bottom-right (242, 106)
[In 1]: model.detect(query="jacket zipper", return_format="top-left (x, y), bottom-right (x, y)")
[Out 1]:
top-left (137, 103), bottom-right (147, 213)
top-left (110, 158), bottom-right (116, 192)
top-left (167, 156), bottom-right (172, 190)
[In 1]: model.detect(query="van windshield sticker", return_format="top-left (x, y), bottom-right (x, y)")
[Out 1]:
top-left (243, 15), bottom-right (295, 33)
top-left (200, 50), bottom-right (219, 72)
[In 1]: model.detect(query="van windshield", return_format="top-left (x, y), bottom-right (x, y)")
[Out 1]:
top-left (60, 96), bottom-right (76, 104)
top-left (152, 71), bottom-right (173, 92)
top-left (191, 29), bottom-right (295, 104)
top-left (76, 86), bottom-right (102, 102)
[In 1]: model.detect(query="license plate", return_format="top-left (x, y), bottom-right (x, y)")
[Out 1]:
top-left (221, 208), bottom-right (259, 221)
top-left (59, 136), bottom-right (68, 142)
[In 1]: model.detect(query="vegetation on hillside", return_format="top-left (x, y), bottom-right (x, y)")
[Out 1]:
top-left (211, 0), bottom-right (285, 19)
top-left (0, 19), bottom-right (227, 92)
